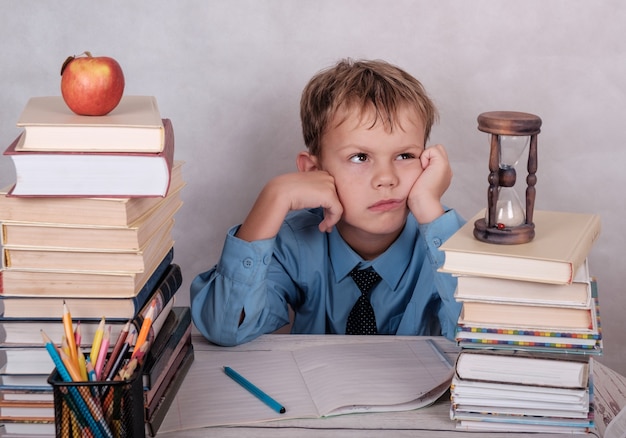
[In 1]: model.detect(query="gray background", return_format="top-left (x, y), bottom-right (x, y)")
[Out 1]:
top-left (1, 1), bottom-right (624, 374)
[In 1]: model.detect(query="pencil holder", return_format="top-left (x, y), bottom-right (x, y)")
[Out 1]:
top-left (48, 359), bottom-right (145, 438)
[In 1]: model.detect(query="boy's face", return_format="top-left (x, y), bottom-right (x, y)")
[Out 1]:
top-left (316, 106), bottom-right (426, 249)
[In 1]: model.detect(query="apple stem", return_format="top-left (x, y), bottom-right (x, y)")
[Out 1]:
top-left (60, 51), bottom-right (94, 75)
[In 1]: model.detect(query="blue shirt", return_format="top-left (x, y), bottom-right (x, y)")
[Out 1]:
top-left (191, 208), bottom-right (464, 346)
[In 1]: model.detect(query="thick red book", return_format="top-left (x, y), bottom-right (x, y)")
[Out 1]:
top-left (4, 118), bottom-right (174, 197)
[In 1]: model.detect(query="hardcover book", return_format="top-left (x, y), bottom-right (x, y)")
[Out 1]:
top-left (450, 370), bottom-right (594, 433)
top-left (16, 95), bottom-right (164, 152)
top-left (0, 373), bottom-right (50, 389)
top-left (142, 306), bottom-right (192, 388)
top-left (0, 300), bottom-right (175, 377)
top-left (0, 188), bottom-right (182, 251)
top-left (144, 336), bottom-right (192, 418)
top-left (144, 328), bottom-right (192, 410)
top-left (0, 160), bottom-right (184, 226)
top-left (2, 219), bottom-right (174, 273)
top-left (0, 388), bottom-right (53, 402)
top-left (0, 242), bottom-right (174, 298)
top-left (0, 263), bottom-right (181, 347)
top-left (451, 376), bottom-right (591, 418)
top-left (454, 348), bottom-right (591, 389)
top-left (0, 248), bottom-right (173, 318)
top-left (455, 280), bottom-right (603, 354)
top-left (457, 300), bottom-right (596, 332)
top-left (454, 260), bottom-right (592, 308)
top-left (439, 209), bottom-right (601, 285)
top-left (0, 400), bottom-right (54, 420)
top-left (5, 118), bottom-right (175, 197)
top-left (0, 418), bottom-right (55, 435)
top-left (145, 344), bottom-right (194, 437)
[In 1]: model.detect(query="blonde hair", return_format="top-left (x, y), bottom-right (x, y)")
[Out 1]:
top-left (300, 59), bottom-right (438, 156)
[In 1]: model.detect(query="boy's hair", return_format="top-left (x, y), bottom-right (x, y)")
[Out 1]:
top-left (300, 58), bottom-right (438, 157)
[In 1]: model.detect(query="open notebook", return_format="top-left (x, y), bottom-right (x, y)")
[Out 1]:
top-left (158, 339), bottom-right (454, 432)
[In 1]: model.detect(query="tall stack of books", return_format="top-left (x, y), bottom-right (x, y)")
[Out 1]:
top-left (440, 209), bottom-right (602, 434)
top-left (0, 95), bottom-right (193, 436)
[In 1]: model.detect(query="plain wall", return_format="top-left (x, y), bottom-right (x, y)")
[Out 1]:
top-left (1, 1), bottom-right (624, 374)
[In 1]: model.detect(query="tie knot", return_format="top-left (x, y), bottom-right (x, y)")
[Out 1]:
top-left (349, 267), bottom-right (381, 294)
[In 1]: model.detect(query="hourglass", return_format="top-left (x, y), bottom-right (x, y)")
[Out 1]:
top-left (473, 111), bottom-right (542, 244)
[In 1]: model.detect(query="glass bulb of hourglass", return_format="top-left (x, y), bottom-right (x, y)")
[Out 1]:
top-left (488, 134), bottom-right (530, 228)
top-left (499, 135), bottom-right (528, 168)
top-left (495, 186), bottom-right (525, 226)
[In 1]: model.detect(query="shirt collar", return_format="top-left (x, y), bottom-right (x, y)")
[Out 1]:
top-left (328, 216), bottom-right (418, 290)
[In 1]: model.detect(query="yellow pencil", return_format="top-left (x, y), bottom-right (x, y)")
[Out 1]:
top-left (62, 301), bottom-right (78, 368)
top-left (61, 335), bottom-right (70, 357)
top-left (77, 346), bottom-right (88, 381)
top-left (89, 317), bottom-right (106, 365)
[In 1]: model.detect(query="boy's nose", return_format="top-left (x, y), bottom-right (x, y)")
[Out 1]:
top-left (372, 164), bottom-right (399, 188)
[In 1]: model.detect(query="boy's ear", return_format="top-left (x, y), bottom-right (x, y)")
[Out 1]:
top-left (296, 151), bottom-right (320, 172)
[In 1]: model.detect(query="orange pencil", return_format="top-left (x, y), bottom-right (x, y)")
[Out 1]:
top-left (132, 340), bottom-right (150, 365)
top-left (132, 301), bottom-right (155, 359)
top-left (62, 301), bottom-right (78, 368)
top-left (59, 349), bottom-right (83, 382)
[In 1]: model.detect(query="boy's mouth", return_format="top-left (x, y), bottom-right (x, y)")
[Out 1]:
top-left (368, 199), bottom-right (404, 212)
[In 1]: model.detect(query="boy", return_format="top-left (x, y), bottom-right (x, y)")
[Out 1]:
top-left (191, 59), bottom-right (464, 346)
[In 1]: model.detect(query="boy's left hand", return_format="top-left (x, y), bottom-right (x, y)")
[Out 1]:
top-left (407, 144), bottom-right (452, 224)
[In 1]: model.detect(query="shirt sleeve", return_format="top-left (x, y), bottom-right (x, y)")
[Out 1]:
top-left (190, 225), bottom-right (291, 346)
top-left (418, 209), bottom-right (466, 340)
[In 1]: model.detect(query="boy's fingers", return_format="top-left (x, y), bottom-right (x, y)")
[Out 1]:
top-left (319, 203), bottom-right (343, 233)
top-left (420, 144), bottom-right (447, 168)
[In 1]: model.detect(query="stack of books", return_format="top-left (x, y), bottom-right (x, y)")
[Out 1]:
top-left (0, 95), bottom-right (193, 436)
top-left (440, 209), bottom-right (602, 434)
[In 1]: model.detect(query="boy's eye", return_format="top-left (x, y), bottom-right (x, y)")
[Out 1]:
top-left (396, 153), bottom-right (415, 160)
top-left (349, 153), bottom-right (368, 163)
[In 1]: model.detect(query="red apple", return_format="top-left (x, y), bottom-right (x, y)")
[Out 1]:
top-left (60, 51), bottom-right (125, 116)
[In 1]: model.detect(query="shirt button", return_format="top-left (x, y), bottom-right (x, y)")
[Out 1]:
top-left (263, 255), bottom-right (271, 265)
top-left (243, 258), bottom-right (254, 268)
top-left (433, 238), bottom-right (442, 247)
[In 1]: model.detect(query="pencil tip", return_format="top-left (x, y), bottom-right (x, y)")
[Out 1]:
top-left (40, 330), bottom-right (50, 343)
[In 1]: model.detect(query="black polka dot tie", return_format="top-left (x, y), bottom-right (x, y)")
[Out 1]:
top-left (346, 267), bottom-right (381, 335)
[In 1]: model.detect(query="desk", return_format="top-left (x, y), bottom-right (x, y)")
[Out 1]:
top-left (157, 334), bottom-right (601, 438)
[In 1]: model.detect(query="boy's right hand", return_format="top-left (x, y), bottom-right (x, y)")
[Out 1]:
top-left (235, 171), bottom-right (343, 242)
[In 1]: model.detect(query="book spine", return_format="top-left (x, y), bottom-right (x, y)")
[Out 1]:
top-left (458, 339), bottom-right (601, 351)
top-left (129, 251), bottom-right (175, 317)
top-left (144, 344), bottom-right (194, 437)
top-left (455, 325), bottom-right (601, 340)
top-left (568, 215), bottom-right (601, 283)
top-left (159, 119), bottom-right (175, 197)
top-left (144, 334), bottom-right (192, 414)
top-left (141, 307), bottom-right (191, 389)
top-left (140, 306), bottom-right (177, 358)
top-left (133, 263), bottom-right (183, 340)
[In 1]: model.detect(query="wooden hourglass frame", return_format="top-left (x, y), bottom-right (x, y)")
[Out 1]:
top-left (473, 111), bottom-right (542, 245)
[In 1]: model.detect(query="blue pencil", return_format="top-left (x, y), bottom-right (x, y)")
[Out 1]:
top-left (223, 366), bottom-right (286, 414)
top-left (41, 330), bottom-right (113, 438)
